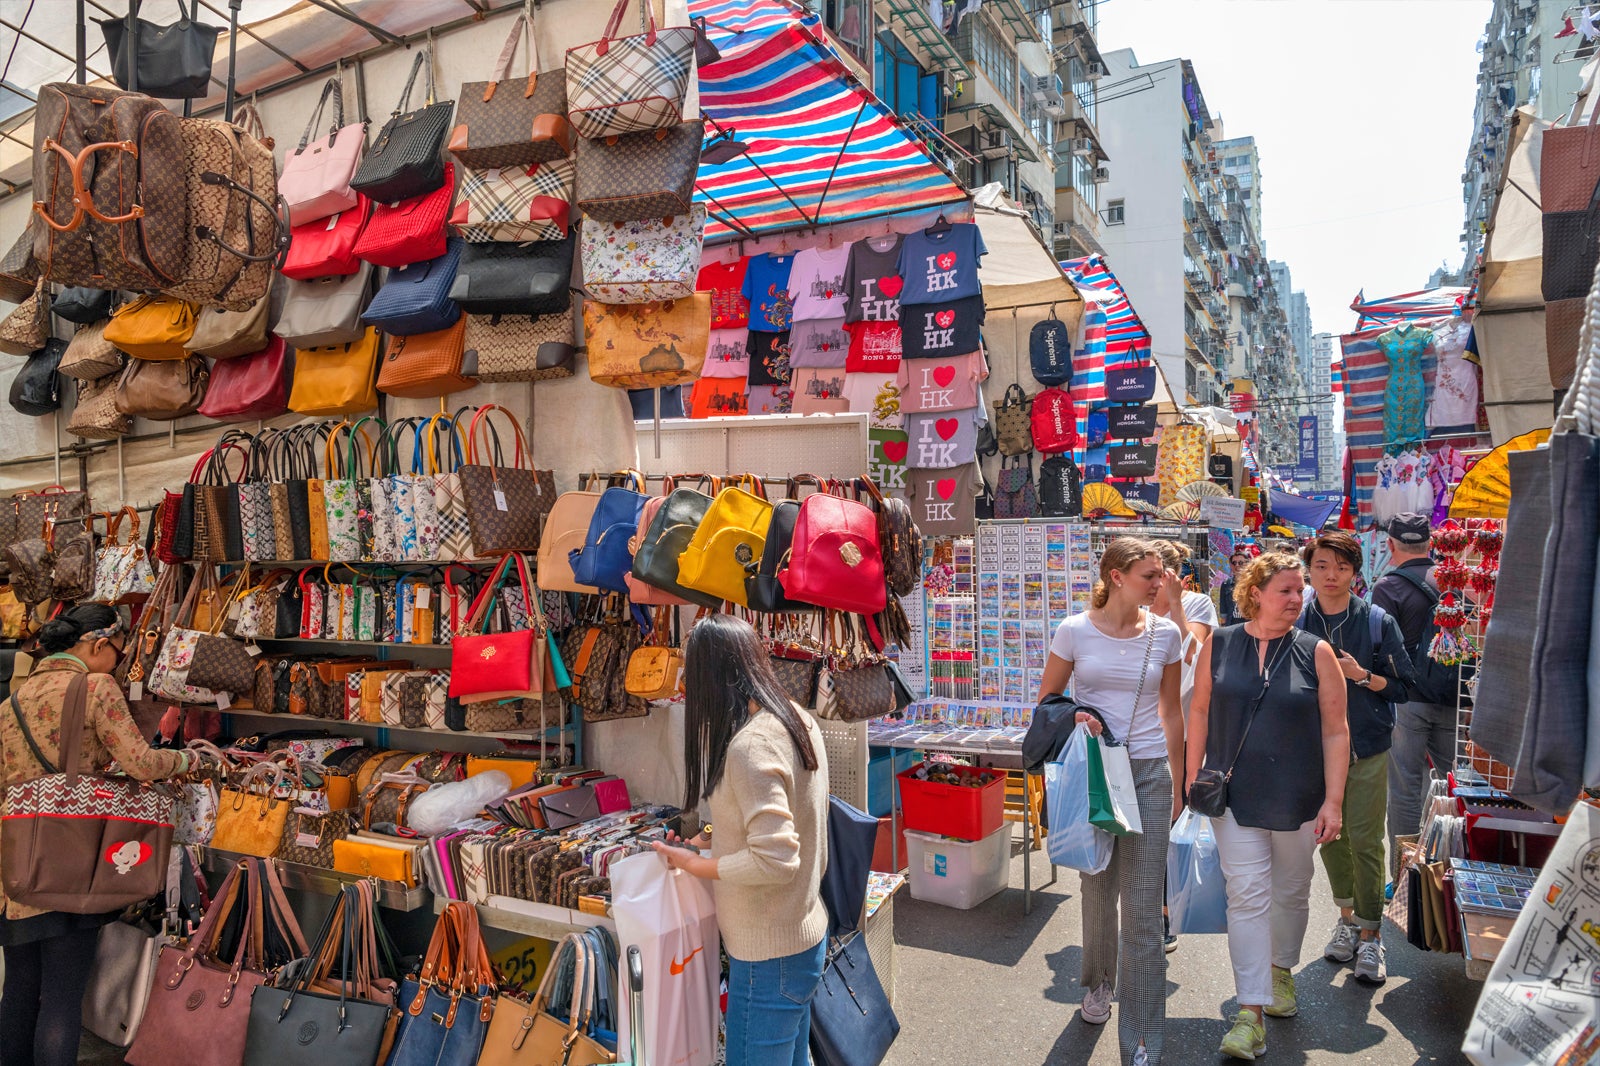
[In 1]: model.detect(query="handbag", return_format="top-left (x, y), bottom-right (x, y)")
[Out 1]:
top-left (991, 383), bottom-right (1034, 456)
top-left (462, 310), bottom-right (575, 383)
top-left (1106, 358), bottom-right (1157, 403)
top-left (0, 278), bottom-right (50, 356)
top-left (1030, 386), bottom-right (1077, 454)
top-left (60, 319), bottom-right (126, 380)
top-left (212, 762), bottom-right (298, 856)
top-left (350, 50), bottom-right (454, 204)
top-left (104, 295), bottom-right (197, 360)
top-left (626, 623), bottom-right (683, 701)
top-left (815, 617), bottom-right (897, 723)
top-left (362, 239), bottom-right (463, 336)
top-left (199, 334), bottom-right (292, 422)
top-left (51, 285), bottom-right (113, 324)
top-left (280, 77), bottom-right (367, 225)
top-left (778, 487), bottom-right (887, 617)
top-left (675, 481), bottom-right (773, 607)
top-left (449, 235), bottom-right (574, 315)
top-left (460, 404), bottom-right (557, 555)
top-left (1544, 189), bottom-right (1600, 301)
top-left (93, 506), bottom-right (156, 603)
top-left (9, 337), bottom-right (66, 415)
top-left (451, 159), bottom-right (574, 243)
top-left (98, 0), bottom-right (220, 98)
top-left (573, 119), bottom-right (705, 222)
top-left (288, 328), bottom-right (381, 417)
top-left (354, 162), bottom-right (456, 270)
top-left (1108, 404), bottom-right (1159, 440)
top-left (565, 0), bottom-right (696, 140)
top-left (113, 354), bottom-right (208, 420)
top-left (0, 228), bottom-right (39, 305)
top-left (48, 514), bottom-right (97, 601)
top-left (186, 294), bottom-right (270, 360)
top-left (82, 905), bottom-right (169, 1047)
top-left (1108, 443), bottom-right (1159, 478)
top-left (581, 205), bottom-right (706, 304)
top-left (427, 413), bottom-right (472, 561)
top-left (276, 261), bottom-right (375, 347)
top-left (629, 479), bottom-right (725, 610)
top-left (450, 11), bottom-right (573, 169)
top-left (564, 613), bottom-right (647, 722)
top-left (281, 198), bottom-right (370, 280)
top-left (584, 294), bottom-right (709, 387)
top-left (387, 902), bottom-right (498, 1066)
top-left (807, 934), bottom-right (899, 1066)
top-left (450, 552), bottom-right (547, 703)
top-left (67, 373), bottom-right (133, 439)
top-left (537, 484), bottom-right (604, 594)
top-left (570, 482), bottom-right (650, 593)
top-left (478, 933), bottom-right (615, 1066)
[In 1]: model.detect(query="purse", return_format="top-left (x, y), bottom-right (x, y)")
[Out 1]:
top-left (59, 320), bottom-right (126, 381)
top-left (581, 206), bottom-right (706, 304)
top-left (350, 50), bottom-right (454, 204)
top-left (626, 610), bottom-right (683, 700)
top-left (565, 0), bottom-right (696, 141)
top-left (450, 552), bottom-right (547, 703)
top-left (448, 235), bottom-right (574, 315)
top-left (563, 614), bottom-right (647, 722)
top-left (1106, 358), bottom-right (1158, 403)
top-left (93, 506), bottom-right (156, 603)
top-left (199, 334), bottom-right (292, 422)
top-left (388, 903), bottom-right (498, 1066)
top-left (280, 77), bottom-right (367, 225)
top-left (459, 404), bottom-right (557, 555)
top-left (535, 481), bottom-right (603, 594)
top-left (281, 198), bottom-right (370, 280)
top-left (574, 119), bottom-right (705, 223)
top-left (462, 310), bottom-right (575, 383)
top-left (276, 261), bottom-right (376, 347)
top-left (450, 11), bottom-right (573, 169)
top-left (47, 513), bottom-right (97, 601)
top-left (67, 373), bottom-right (132, 439)
top-left (104, 295), bottom-right (197, 360)
top-left (675, 481), bottom-right (773, 607)
top-left (288, 328), bottom-right (381, 417)
top-left (0, 278), bottom-right (50, 356)
top-left (429, 413), bottom-right (473, 562)
top-left (1108, 443), bottom-right (1159, 478)
top-left (212, 762), bottom-right (299, 856)
top-left (777, 486), bottom-right (887, 617)
top-left (0, 228), bottom-right (40, 304)
top-left (807, 934), bottom-right (900, 1066)
top-left (10, 337), bottom-right (66, 415)
top-left (362, 239), bottom-right (464, 337)
top-left (379, 315), bottom-right (477, 406)
top-left (451, 159), bottom-right (574, 243)
top-left (354, 162), bottom-right (456, 269)
top-left (51, 285), bottom-right (114, 324)
top-left (478, 933), bottom-right (616, 1066)
top-left (186, 294), bottom-right (270, 360)
top-left (98, 0), bottom-right (220, 98)
top-left (113, 354), bottom-right (208, 420)
top-left (584, 294), bottom-right (709, 388)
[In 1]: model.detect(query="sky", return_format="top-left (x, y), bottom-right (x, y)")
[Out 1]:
top-left (1094, 0), bottom-right (1490, 338)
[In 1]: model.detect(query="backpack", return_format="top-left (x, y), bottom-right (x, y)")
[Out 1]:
top-left (1039, 455), bottom-right (1082, 517)
top-left (994, 455), bottom-right (1039, 518)
top-left (863, 479), bottom-right (922, 599)
top-left (1385, 566), bottom-right (1459, 705)
top-left (777, 488), bottom-right (886, 617)
top-left (677, 483), bottom-right (774, 607)
top-left (1029, 317), bottom-right (1072, 385)
top-left (570, 486), bottom-right (649, 594)
top-left (1030, 387), bottom-right (1077, 454)
top-left (990, 384), bottom-right (1033, 456)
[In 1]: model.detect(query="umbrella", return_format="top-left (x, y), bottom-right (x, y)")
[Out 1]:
top-left (1176, 480), bottom-right (1228, 502)
top-left (1449, 428), bottom-right (1551, 519)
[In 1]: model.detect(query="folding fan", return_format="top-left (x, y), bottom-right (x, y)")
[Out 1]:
top-left (1082, 483), bottom-right (1134, 517)
top-left (1175, 480), bottom-right (1228, 503)
top-left (1449, 428), bottom-right (1550, 519)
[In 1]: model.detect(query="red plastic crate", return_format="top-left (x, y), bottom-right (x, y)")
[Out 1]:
top-left (896, 763), bottom-right (1005, 841)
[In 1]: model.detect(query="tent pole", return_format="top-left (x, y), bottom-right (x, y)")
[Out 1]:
top-left (125, 0), bottom-right (139, 93)
top-left (75, 0), bottom-right (87, 83)
top-left (653, 390), bottom-right (662, 459)
top-left (812, 100), bottom-right (868, 225)
top-left (225, 0), bottom-right (242, 122)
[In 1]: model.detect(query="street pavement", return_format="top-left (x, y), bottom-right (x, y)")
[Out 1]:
top-left (885, 836), bottom-right (1480, 1066)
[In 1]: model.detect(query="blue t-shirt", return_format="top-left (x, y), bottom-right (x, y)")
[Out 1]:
top-left (740, 253), bottom-right (797, 332)
top-left (897, 223), bottom-right (986, 304)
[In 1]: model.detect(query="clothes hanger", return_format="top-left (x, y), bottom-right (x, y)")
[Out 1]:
top-left (925, 212), bottom-right (952, 237)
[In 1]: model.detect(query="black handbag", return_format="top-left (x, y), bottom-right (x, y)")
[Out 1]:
top-left (1107, 444), bottom-right (1158, 478)
top-left (1106, 361), bottom-right (1157, 403)
top-left (447, 236), bottom-right (573, 316)
top-left (1108, 404), bottom-right (1159, 440)
top-left (808, 934), bottom-right (899, 1066)
top-left (98, 0), bottom-right (221, 99)
top-left (51, 287), bottom-right (114, 325)
top-left (350, 50), bottom-right (453, 204)
top-left (9, 338), bottom-right (66, 416)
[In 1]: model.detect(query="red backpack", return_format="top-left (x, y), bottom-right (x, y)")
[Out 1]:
top-left (777, 488), bottom-right (887, 617)
top-left (1030, 387), bottom-right (1078, 454)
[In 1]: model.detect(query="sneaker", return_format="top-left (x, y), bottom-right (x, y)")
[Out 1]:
top-left (1324, 918), bottom-right (1359, 963)
top-left (1354, 938), bottom-right (1387, 985)
top-left (1165, 913), bottom-right (1179, 954)
top-left (1081, 983), bottom-right (1113, 1025)
top-left (1220, 1009), bottom-right (1267, 1060)
top-left (1262, 967), bottom-right (1298, 1018)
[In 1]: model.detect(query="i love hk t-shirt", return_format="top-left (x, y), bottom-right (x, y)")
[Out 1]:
top-left (897, 222), bottom-right (986, 304)
top-left (843, 234), bottom-right (904, 323)
top-left (740, 253), bottom-right (796, 332)
top-left (896, 349), bottom-right (988, 413)
top-left (906, 464), bottom-right (975, 535)
top-left (904, 407), bottom-right (980, 469)
top-left (899, 295), bottom-right (985, 360)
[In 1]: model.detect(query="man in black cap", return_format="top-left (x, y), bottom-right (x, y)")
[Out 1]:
top-left (1371, 512), bottom-right (1456, 878)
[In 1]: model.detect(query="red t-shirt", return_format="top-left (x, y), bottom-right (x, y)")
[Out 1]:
top-left (845, 320), bottom-right (902, 373)
top-left (697, 257), bottom-right (751, 329)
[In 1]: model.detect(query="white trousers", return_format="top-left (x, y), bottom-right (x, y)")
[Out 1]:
top-left (1210, 810), bottom-right (1318, 1006)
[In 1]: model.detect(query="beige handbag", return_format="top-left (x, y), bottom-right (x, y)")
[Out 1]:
top-left (68, 375), bottom-right (134, 439)
top-left (185, 295), bottom-right (270, 359)
top-left (462, 310), bottom-right (575, 383)
top-left (0, 277), bottom-right (50, 356)
top-left (59, 320), bottom-right (127, 381)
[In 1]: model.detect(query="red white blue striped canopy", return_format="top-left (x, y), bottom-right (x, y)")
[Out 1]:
top-left (690, 0), bottom-right (970, 240)
top-left (1062, 255), bottom-right (1152, 356)
top-left (1350, 287), bottom-right (1470, 331)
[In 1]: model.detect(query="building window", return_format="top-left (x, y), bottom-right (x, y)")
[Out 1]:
top-left (810, 0), bottom-right (872, 66)
top-left (874, 33), bottom-right (941, 121)
top-left (971, 16), bottom-right (1017, 110)
top-left (1106, 198), bottom-right (1125, 225)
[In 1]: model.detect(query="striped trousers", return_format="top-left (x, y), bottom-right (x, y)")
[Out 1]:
top-left (1080, 756), bottom-right (1173, 1066)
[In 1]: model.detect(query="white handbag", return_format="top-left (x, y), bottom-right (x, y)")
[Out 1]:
top-left (92, 506), bottom-right (156, 604)
top-left (581, 205), bottom-right (706, 305)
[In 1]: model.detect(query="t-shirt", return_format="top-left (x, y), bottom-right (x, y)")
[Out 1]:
top-left (745, 330), bottom-right (792, 386)
top-left (905, 407), bottom-right (980, 468)
top-left (845, 321), bottom-right (902, 373)
top-left (843, 235), bottom-right (904, 323)
top-left (1181, 590), bottom-right (1219, 630)
top-left (786, 244), bottom-right (851, 323)
top-left (905, 464), bottom-right (975, 536)
top-left (869, 428), bottom-right (909, 498)
top-left (746, 384), bottom-right (792, 415)
top-left (897, 222), bottom-right (986, 304)
top-left (740, 253), bottom-right (796, 332)
top-left (896, 350), bottom-right (987, 413)
top-left (697, 257), bottom-right (750, 329)
top-left (1049, 612), bottom-right (1183, 760)
top-left (899, 295), bottom-right (985, 360)
top-left (689, 376), bottom-right (748, 418)
top-left (843, 372), bottom-right (903, 429)
top-left (787, 317), bottom-right (850, 368)
top-left (790, 367), bottom-right (849, 413)
top-left (703, 328), bottom-right (750, 377)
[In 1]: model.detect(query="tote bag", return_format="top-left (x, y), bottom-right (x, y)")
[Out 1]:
top-left (581, 205), bottom-right (706, 304)
top-left (280, 78), bottom-right (366, 225)
top-left (610, 852), bottom-right (720, 1066)
top-left (450, 158), bottom-right (573, 243)
top-left (450, 11), bottom-right (572, 169)
top-left (288, 329), bottom-right (380, 417)
top-left (584, 295), bottom-right (708, 388)
top-left (565, 0), bottom-right (696, 141)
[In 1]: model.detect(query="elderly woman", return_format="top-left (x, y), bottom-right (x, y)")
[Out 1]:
top-left (1186, 554), bottom-right (1349, 1061)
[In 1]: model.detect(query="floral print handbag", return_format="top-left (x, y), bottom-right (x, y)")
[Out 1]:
top-left (580, 205), bottom-right (706, 305)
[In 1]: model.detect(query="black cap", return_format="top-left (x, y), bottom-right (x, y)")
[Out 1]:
top-left (1386, 512), bottom-right (1431, 546)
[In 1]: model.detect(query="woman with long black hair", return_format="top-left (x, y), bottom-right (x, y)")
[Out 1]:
top-left (650, 613), bottom-right (830, 1066)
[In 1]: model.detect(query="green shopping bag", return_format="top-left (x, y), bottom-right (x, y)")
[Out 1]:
top-left (1084, 734), bottom-right (1134, 836)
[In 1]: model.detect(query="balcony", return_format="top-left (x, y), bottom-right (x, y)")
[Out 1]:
top-left (876, 0), bottom-right (972, 75)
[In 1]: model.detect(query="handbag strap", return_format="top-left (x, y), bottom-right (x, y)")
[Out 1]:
top-left (1211, 628), bottom-right (1297, 782)
top-left (466, 403), bottom-right (528, 470)
top-left (1115, 615), bottom-right (1157, 747)
top-left (600, 0), bottom-right (657, 47)
top-left (8, 674), bottom-right (85, 778)
top-left (298, 77), bottom-right (346, 151)
top-left (394, 49), bottom-right (436, 115)
top-left (486, 7), bottom-right (541, 99)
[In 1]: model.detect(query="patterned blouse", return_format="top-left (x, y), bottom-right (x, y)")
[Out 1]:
top-left (0, 656), bottom-right (187, 920)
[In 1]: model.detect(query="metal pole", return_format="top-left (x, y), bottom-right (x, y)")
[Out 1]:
top-left (116, 437), bottom-right (125, 501)
top-left (75, 0), bottom-right (87, 83)
top-left (225, 0), bottom-right (242, 121)
top-left (653, 390), bottom-right (662, 460)
top-left (52, 413), bottom-right (61, 486)
top-left (125, 0), bottom-right (139, 94)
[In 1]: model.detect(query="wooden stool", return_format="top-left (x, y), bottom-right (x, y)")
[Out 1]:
top-left (1003, 770), bottom-right (1044, 850)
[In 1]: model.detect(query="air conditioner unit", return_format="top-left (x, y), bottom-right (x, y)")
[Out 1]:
top-left (1070, 137), bottom-right (1093, 157)
top-left (980, 127), bottom-right (1013, 159)
top-left (1087, 61), bottom-right (1106, 80)
top-left (1029, 73), bottom-right (1055, 101)
top-left (1053, 221), bottom-right (1071, 237)
top-left (1092, 165), bottom-right (1110, 183)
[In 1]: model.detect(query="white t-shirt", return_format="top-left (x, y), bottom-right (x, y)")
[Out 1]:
top-left (1180, 590), bottom-right (1218, 629)
top-left (787, 245), bottom-right (852, 323)
top-left (1049, 611), bottom-right (1183, 760)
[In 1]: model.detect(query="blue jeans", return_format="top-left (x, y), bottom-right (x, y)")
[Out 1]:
top-left (725, 939), bottom-right (826, 1066)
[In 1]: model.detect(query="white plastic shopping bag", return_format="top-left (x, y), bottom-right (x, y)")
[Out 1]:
top-left (1045, 722), bottom-right (1114, 874)
top-left (1166, 808), bottom-right (1227, 934)
top-left (611, 849), bottom-right (721, 1066)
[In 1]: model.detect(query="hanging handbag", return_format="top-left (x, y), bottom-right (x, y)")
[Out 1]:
top-left (9, 337), bottom-right (66, 415)
top-left (280, 77), bottom-right (367, 225)
top-left (425, 412), bottom-right (472, 562)
top-left (565, 0), bottom-right (696, 141)
top-left (93, 506), bottom-right (155, 603)
top-left (580, 206), bottom-right (706, 304)
top-left (451, 9), bottom-right (573, 169)
top-left (537, 482), bottom-right (605, 594)
top-left (625, 479), bottom-right (693, 607)
top-left (362, 239), bottom-right (464, 335)
top-left (462, 310), bottom-right (576, 383)
top-left (51, 285), bottom-right (113, 325)
top-left (1029, 314), bottom-right (1073, 386)
top-left (350, 50), bottom-right (454, 204)
top-left (113, 353), bottom-right (208, 420)
top-left (3, 514), bottom-right (55, 605)
top-left (629, 477), bottom-right (725, 610)
top-left (814, 615), bottom-right (897, 722)
top-left (994, 454), bottom-right (1040, 519)
top-left (459, 404), bottom-right (558, 555)
top-left (807, 933), bottom-right (900, 1066)
top-left (353, 162), bottom-right (456, 269)
top-left (194, 437), bottom-right (248, 563)
top-left (583, 294), bottom-right (709, 387)
top-left (1108, 404), bottom-right (1159, 440)
top-left (67, 373), bottom-right (133, 439)
top-left (276, 261), bottom-right (376, 348)
top-left (0, 228), bottom-right (39, 304)
top-left (747, 490), bottom-right (810, 613)
top-left (1108, 443), bottom-right (1159, 478)
top-left (98, 0), bottom-right (220, 98)
top-left (1106, 356), bottom-right (1158, 403)
top-left (2, 485), bottom-right (91, 556)
top-left (59, 319), bottom-right (126, 381)
top-left (322, 419), bottom-right (372, 564)
top-left (388, 903), bottom-right (498, 1066)
top-left (573, 119), bottom-right (705, 222)
top-left (450, 552), bottom-right (547, 703)
top-left (212, 762), bottom-right (299, 855)
top-left (288, 328), bottom-right (381, 417)
top-left (199, 335), bottom-right (292, 422)
top-left (478, 933), bottom-right (616, 1066)
top-left (281, 198), bottom-right (370, 280)
top-left (104, 295), bottom-right (197, 360)
top-left (48, 513), bottom-right (98, 601)
top-left (0, 277), bottom-right (50, 356)
top-left (1039, 454), bottom-right (1083, 517)
top-left (186, 295), bottom-right (270, 360)
top-left (451, 159), bottom-right (574, 243)
top-left (778, 485), bottom-right (887, 617)
top-left (448, 234), bottom-right (574, 315)
top-left (991, 383), bottom-right (1034, 456)
top-left (564, 611), bottom-right (647, 722)
top-left (625, 607), bottom-right (683, 700)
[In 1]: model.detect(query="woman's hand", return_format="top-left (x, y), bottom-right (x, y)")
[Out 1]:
top-left (1335, 651), bottom-right (1366, 682)
top-left (1171, 789), bottom-right (1184, 826)
top-left (1313, 799), bottom-right (1343, 845)
top-left (1074, 711), bottom-right (1103, 737)
top-left (664, 829), bottom-right (711, 850)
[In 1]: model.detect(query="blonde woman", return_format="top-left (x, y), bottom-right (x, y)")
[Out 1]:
top-left (1037, 537), bottom-right (1185, 1066)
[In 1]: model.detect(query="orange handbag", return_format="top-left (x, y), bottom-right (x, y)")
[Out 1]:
top-left (375, 317), bottom-right (477, 398)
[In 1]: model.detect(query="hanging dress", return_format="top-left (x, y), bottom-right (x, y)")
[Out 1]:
top-left (1427, 320), bottom-right (1479, 431)
top-left (1378, 324), bottom-right (1431, 452)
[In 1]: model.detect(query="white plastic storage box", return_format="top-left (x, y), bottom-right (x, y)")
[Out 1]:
top-left (904, 826), bottom-right (1009, 910)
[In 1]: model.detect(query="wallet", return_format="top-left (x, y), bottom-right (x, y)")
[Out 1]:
top-left (332, 835), bottom-right (418, 885)
top-left (540, 784), bottom-right (599, 830)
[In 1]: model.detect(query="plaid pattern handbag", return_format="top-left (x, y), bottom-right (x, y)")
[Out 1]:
top-left (450, 159), bottom-right (573, 243)
top-left (565, 0), bottom-right (695, 141)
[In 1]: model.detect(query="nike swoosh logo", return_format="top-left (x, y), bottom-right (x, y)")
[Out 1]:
top-left (669, 946), bottom-right (704, 976)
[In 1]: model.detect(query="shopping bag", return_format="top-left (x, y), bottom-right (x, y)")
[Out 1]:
top-left (1089, 736), bottom-right (1143, 835)
top-left (1166, 808), bottom-right (1227, 934)
top-left (1044, 723), bottom-right (1114, 873)
top-left (610, 850), bottom-right (720, 1066)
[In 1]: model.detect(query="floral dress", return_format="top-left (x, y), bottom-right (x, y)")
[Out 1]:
top-left (1378, 324), bottom-right (1431, 451)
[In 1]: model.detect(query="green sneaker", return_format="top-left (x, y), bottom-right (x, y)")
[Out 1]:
top-left (1263, 967), bottom-right (1297, 1018)
top-left (1220, 1010), bottom-right (1267, 1060)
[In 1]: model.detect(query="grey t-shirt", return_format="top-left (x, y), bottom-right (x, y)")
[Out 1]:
top-left (906, 464), bottom-right (976, 535)
top-left (843, 234), bottom-right (904, 323)
top-left (905, 407), bottom-right (980, 469)
top-left (787, 317), bottom-right (850, 367)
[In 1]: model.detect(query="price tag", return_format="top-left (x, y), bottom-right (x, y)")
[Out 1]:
top-left (246, 643), bottom-right (262, 658)
top-left (216, 692), bottom-right (232, 710)
top-left (494, 489), bottom-right (508, 511)
top-left (129, 681), bottom-right (143, 702)
top-left (228, 601), bottom-right (242, 621)
top-left (325, 212), bottom-right (341, 231)
top-left (416, 587), bottom-right (431, 610)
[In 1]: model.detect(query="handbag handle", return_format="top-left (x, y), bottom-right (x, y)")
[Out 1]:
top-left (485, 7), bottom-right (541, 100)
top-left (465, 403), bottom-right (529, 470)
top-left (347, 415), bottom-right (384, 479)
top-left (599, 0), bottom-right (658, 51)
top-left (424, 413), bottom-right (465, 475)
top-left (297, 77), bottom-right (347, 151)
top-left (393, 49), bottom-right (437, 115)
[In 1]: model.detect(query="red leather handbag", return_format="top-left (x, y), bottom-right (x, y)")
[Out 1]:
top-left (281, 197), bottom-right (370, 280)
top-left (153, 491), bottom-right (186, 564)
top-left (1030, 386), bottom-right (1078, 454)
top-left (449, 550), bottom-right (545, 702)
top-left (353, 162), bottom-right (455, 269)
top-left (199, 335), bottom-right (292, 421)
top-left (778, 487), bottom-right (887, 616)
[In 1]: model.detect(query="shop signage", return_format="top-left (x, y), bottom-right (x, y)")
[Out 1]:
top-left (1241, 486), bottom-right (1260, 503)
top-left (1297, 415), bottom-right (1319, 479)
top-left (1198, 496), bottom-right (1247, 529)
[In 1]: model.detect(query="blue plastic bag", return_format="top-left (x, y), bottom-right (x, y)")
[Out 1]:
top-left (1167, 808), bottom-right (1228, 934)
top-left (1044, 723), bottom-right (1114, 873)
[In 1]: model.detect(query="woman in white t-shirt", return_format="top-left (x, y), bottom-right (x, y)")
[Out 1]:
top-left (1037, 537), bottom-right (1185, 1066)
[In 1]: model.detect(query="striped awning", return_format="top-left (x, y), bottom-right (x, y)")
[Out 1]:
top-left (690, 0), bottom-right (970, 240)
top-left (1350, 287), bottom-right (1471, 330)
top-left (1062, 254), bottom-right (1152, 356)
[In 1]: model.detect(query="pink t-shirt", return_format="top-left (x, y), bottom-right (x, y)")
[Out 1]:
top-left (895, 350), bottom-right (987, 413)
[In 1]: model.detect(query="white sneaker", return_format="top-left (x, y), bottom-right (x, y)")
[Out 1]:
top-left (1324, 918), bottom-right (1359, 963)
top-left (1081, 982), bottom-right (1113, 1025)
top-left (1354, 938), bottom-right (1387, 985)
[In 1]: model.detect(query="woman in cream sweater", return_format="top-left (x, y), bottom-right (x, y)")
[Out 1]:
top-left (651, 614), bottom-right (829, 1066)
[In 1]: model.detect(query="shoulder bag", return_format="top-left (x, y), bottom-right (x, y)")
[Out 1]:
top-left (186, 294), bottom-right (270, 360)
top-left (991, 383), bottom-right (1034, 456)
top-left (448, 234), bottom-right (574, 315)
top-left (362, 238), bottom-right (464, 335)
top-left (0, 277), bottom-right (50, 356)
top-left (449, 551), bottom-right (547, 703)
top-left (350, 50), bottom-right (454, 204)
top-left (280, 77), bottom-right (367, 225)
top-left (59, 319), bottom-right (126, 381)
top-left (281, 197), bottom-right (370, 280)
top-left (353, 162), bottom-right (455, 269)
top-left (573, 119), bottom-right (704, 222)
top-left (450, 8), bottom-right (573, 168)
top-left (104, 295), bottom-right (197, 360)
top-left (47, 512), bottom-right (98, 602)
top-left (629, 477), bottom-right (724, 610)
top-left (580, 205), bottom-right (706, 304)
top-left (536, 481), bottom-right (604, 594)
top-left (67, 373), bottom-right (132, 439)
top-left (388, 901), bottom-right (498, 1066)
top-left (778, 483), bottom-right (887, 617)
top-left (98, 0), bottom-right (220, 98)
top-left (276, 261), bottom-right (375, 348)
top-left (462, 310), bottom-right (575, 383)
top-left (808, 933), bottom-right (899, 1066)
top-left (565, 0), bottom-right (696, 141)
top-left (428, 413), bottom-right (473, 562)
top-left (288, 328), bottom-right (381, 417)
top-left (0, 227), bottom-right (39, 304)
top-left (478, 933), bottom-right (615, 1066)
top-left (569, 479), bottom-right (650, 594)
top-left (113, 353), bottom-right (208, 420)
top-left (459, 403), bottom-right (557, 555)
top-left (675, 478), bottom-right (773, 607)
top-left (1106, 355), bottom-right (1157, 403)
top-left (450, 157), bottom-right (574, 243)
top-left (199, 334), bottom-right (292, 422)
top-left (583, 294), bottom-right (708, 387)
top-left (51, 285), bottom-right (113, 324)
top-left (9, 337), bottom-right (66, 415)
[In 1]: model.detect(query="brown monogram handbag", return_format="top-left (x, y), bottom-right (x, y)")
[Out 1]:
top-left (459, 403), bottom-right (557, 555)
top-left (448, 10), bottom-right (572, 169)
top-left (0, 227), bottom-right (39, 304)
top-left (278, 807), bottom-right (351, 868)
top-left (0, 277), bottom-right (51, 356)
top-left (574, 119), bottom-right (705, 223)
top-left (59, 320), bottom-right (126, 381)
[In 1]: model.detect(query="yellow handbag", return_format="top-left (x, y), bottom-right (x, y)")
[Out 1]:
top-left (211, 762), bottom-right (294, 858)
top-left (332, 836), bottom-right (417, 885)
top-left (288, 328), bottom-right (381, 417)
top-left (103, 295), bottom-right (197, 360)
top-left (675, 479), bottom-right (773, 606)
top-left (0, 585), bottom-right (33, 639)
top-left (583, 295), bottom-right (709, 388)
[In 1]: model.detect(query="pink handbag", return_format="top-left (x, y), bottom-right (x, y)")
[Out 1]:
top-left (279, 78), bottom-right (367, 225)
top-left (624, 487), bottom-right (690, 606)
